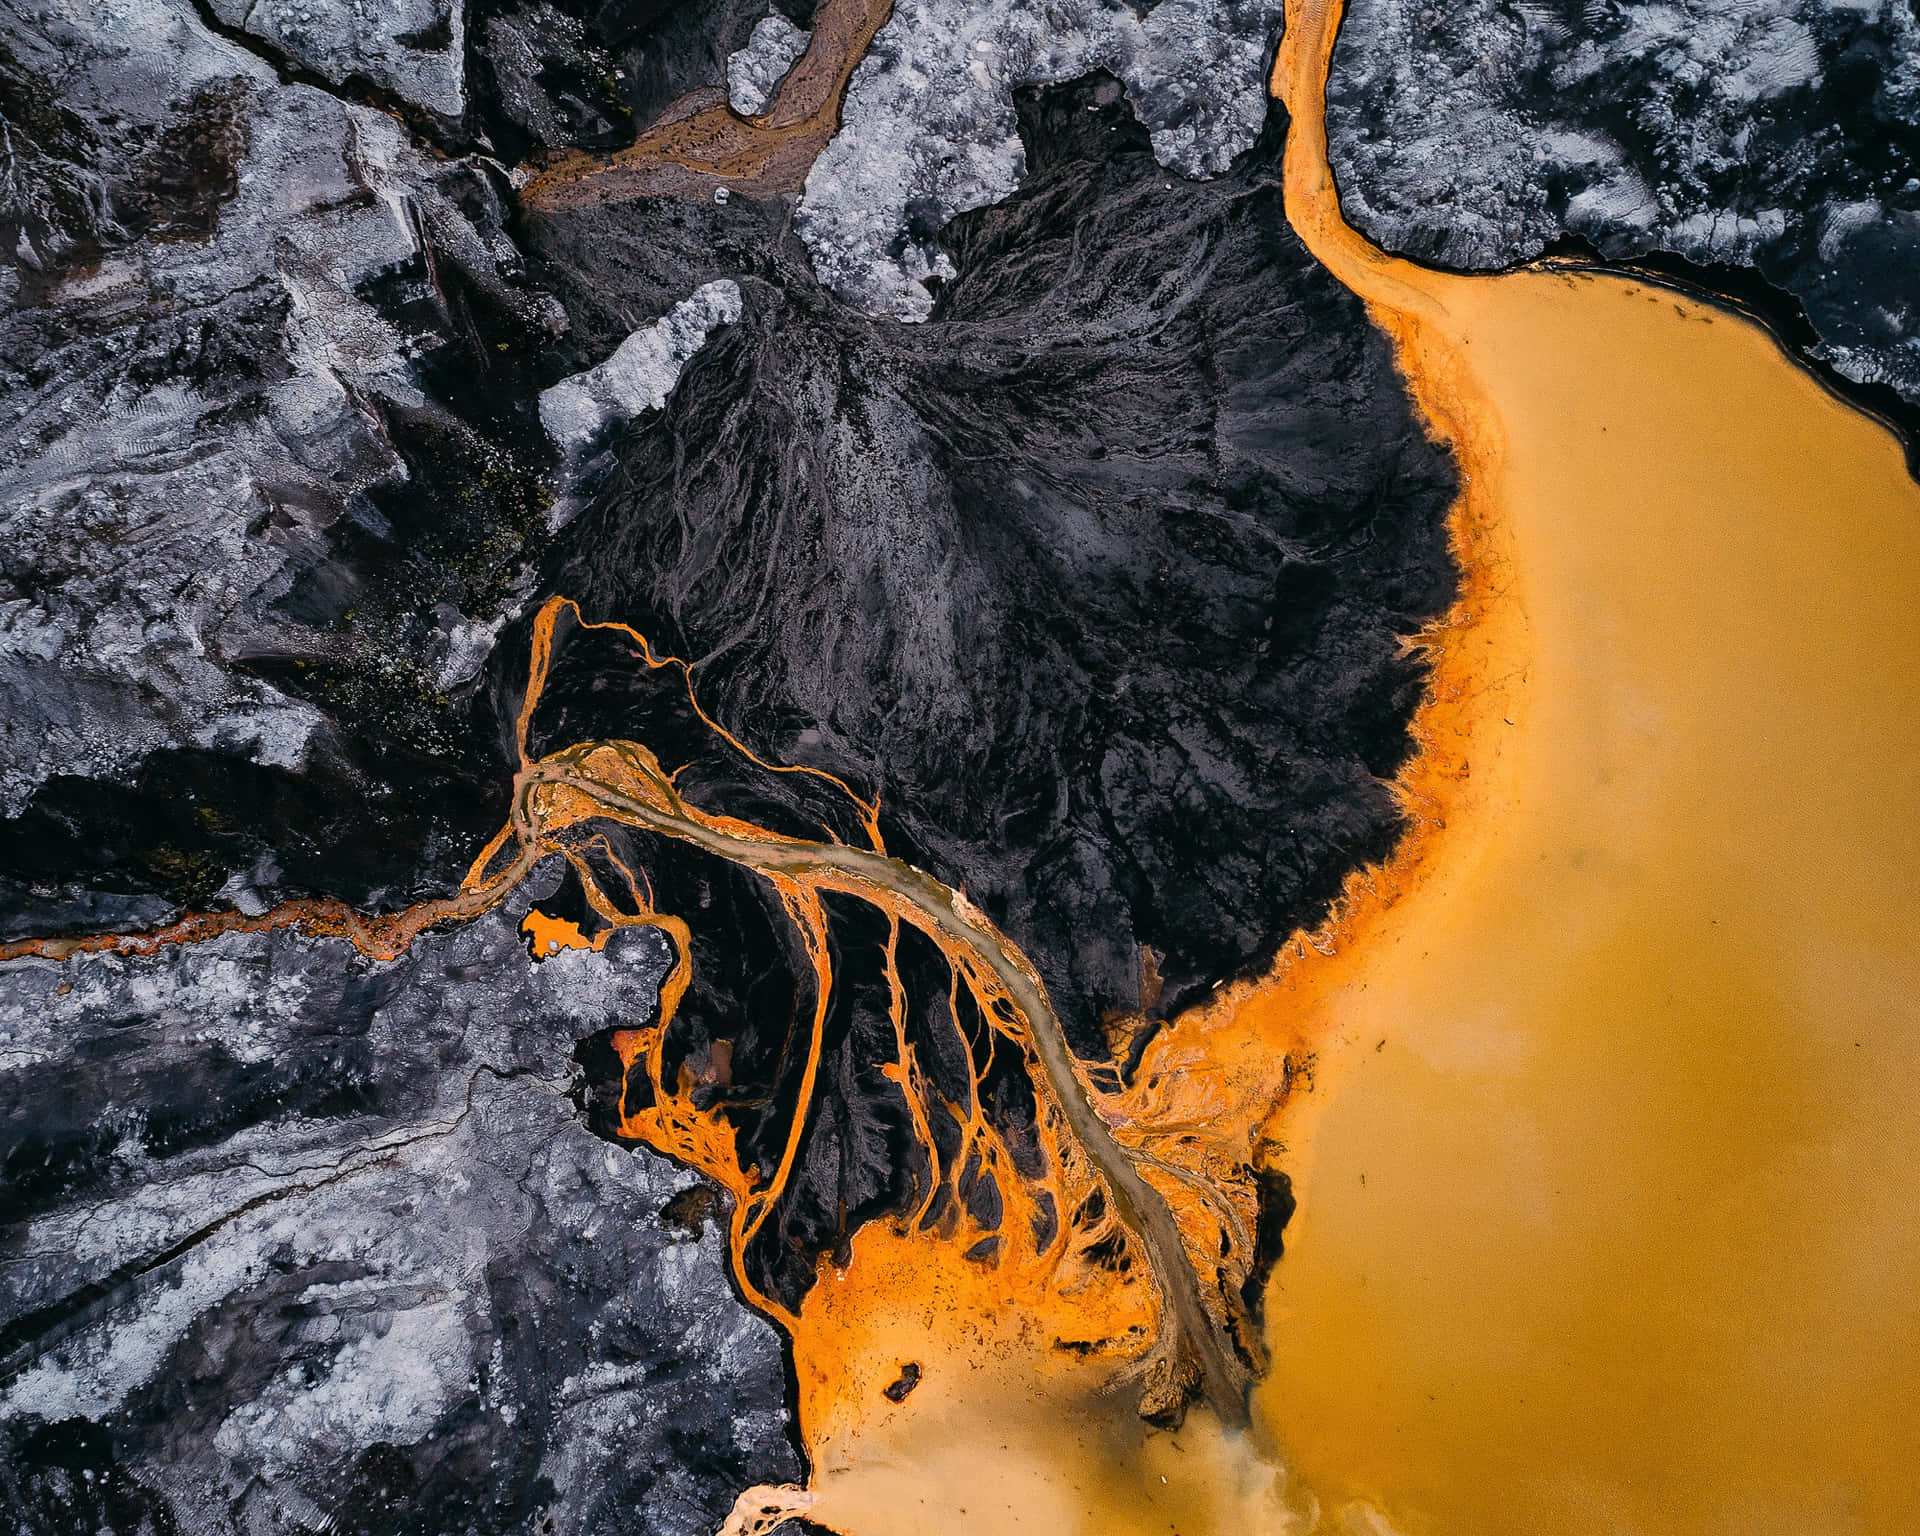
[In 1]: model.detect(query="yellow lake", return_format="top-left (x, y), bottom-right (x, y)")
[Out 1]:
top-left (1251, 3), bottom-right (1920, 1531)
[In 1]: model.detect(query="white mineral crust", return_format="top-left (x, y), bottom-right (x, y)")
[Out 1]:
top-left (728, 13), bottom-right (812, 116)
top-left (538, 279), bottom-right (745, 456)
top-left (796, 0), bottom-right (1285, 321)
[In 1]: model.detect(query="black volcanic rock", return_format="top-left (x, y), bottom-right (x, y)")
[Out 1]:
top-left (1326, 0), bottom-right (1920, 412)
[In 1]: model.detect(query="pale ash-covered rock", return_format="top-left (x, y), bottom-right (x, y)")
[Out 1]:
top-left (728, 13), bottom-right (813, 116)
top-left (1326, 0), bottom-right (1920, 405)
top-left (796, 0), bottom-right (1285, 320)
top-left (540, 278), bottom-right (744, 457)
top-left (0, 0), bottom-right (552, 822)
top-left (205, 0), bottom-right (467, 118)
top-left (0, 895), bottom-right (799, 1535)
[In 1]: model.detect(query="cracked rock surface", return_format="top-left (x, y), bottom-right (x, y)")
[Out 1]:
top-left (1326, 0), bottom-right (1920, 409)
top-left (1, 16), bottom-right (800, 1516)
top-left (0, 0), bottom-right (571, 929)
top-left (0, 881), bottom-right (799, 1536)
top-left (206, 0), bottom-right (467, 119)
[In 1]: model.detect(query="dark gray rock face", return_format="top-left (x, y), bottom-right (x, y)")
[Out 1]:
top-left (1, 12), bottom-right (798, 1523)
top-left (474, 0), bottom-right (636, 158)
top-left (0, 894), bottom-right (799, 1536)
top-left (204, 0), bottom-right (468, 118)
top-left (0, 0), bottom-right (568, 928)
top-left (1326, 0), bottom-right (1920, 409)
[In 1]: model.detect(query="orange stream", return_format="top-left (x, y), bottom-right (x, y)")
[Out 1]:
top-left (496, 600), bottom-right (1160, 1347)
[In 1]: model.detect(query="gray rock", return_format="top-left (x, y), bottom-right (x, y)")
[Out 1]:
top-left (727, 13), bottom-right (812, 117)
top-left (0, 0), bottom-right (554, 854)
top-left (0, 894), bottom-right (798, 1535)
top-left (205, 0), bottom-right (467, 119)
top-left (796, 0), bottom-right (1285, 320)
top-left (1326, 0), bottom-right (1920, 406)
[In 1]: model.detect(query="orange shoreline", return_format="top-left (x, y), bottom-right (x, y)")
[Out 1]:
top-left (1096, 0), bottom-right (1529, 1312)
top-left (1247, 1), bottom-right (1920, 1529)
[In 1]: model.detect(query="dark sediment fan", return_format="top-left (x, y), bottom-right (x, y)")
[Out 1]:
top-left (515, 74), bottom-right (1458, 1312)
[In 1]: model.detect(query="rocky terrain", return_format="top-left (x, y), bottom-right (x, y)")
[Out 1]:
top-left (0, 0), bottom-right (571, 940)
top-left (0, 880), bottom-right (799, 1536)
top-left (727, 14), bottom-right (812, 117)
top-left (1326, 0), bottom-right (1920, 423)
top-left (0, 0), bottom-right (1483, 1524)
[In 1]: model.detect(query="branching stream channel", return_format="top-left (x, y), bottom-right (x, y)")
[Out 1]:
top-left (3, 593), bottom-right (1252, 1431)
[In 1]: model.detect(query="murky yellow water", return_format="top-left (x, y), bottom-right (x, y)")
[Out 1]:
top-left (1251, 3), bottom-right (1920, 1531)
top-left (779, 1223), bottom-right (1302, 1536)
